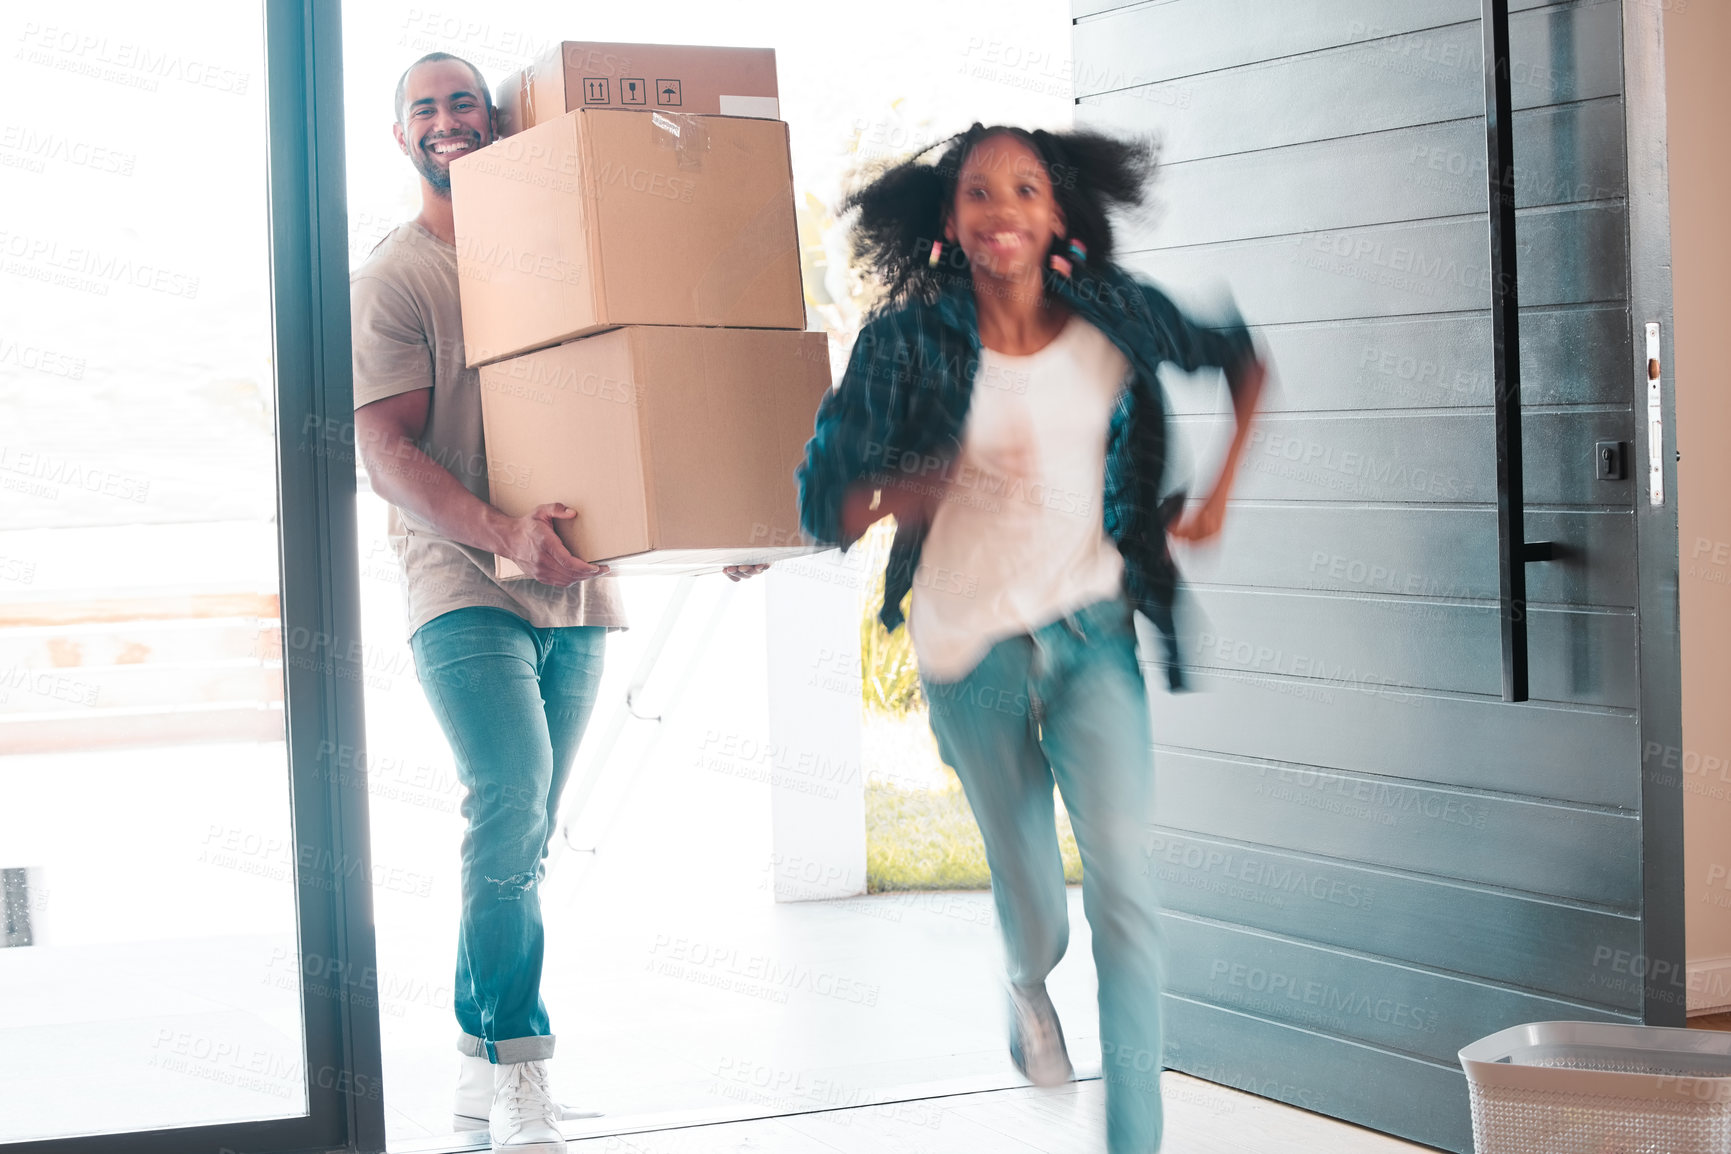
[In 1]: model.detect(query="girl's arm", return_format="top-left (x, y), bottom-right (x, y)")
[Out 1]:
top-left (797, 316), bottom-right (922, 549)
top-left (1170, 356), bottom-right (1266, 542)
top-left (838, 477), bottom-right (934, 547)
top-left (1127, 277), bottom-right (1267, 543)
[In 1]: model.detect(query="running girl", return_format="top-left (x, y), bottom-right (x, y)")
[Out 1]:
top-left (797, 123), bottom-right (1266, 1153)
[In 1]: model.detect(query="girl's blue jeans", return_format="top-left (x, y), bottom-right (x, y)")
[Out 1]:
top-left (410, 606), bottom-right (607, 1064)
top-left (922, 595), bottom-right (1165, 1154)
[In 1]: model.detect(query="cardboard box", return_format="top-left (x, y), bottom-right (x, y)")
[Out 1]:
top-left (480, 326), bottom-right (830, 577)
top-left (452, 108), bottom-right (806, 368)
top-left (498, 42), bottom-right (778, 136)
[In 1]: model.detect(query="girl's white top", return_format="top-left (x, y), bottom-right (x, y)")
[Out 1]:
top-left (910, 314), bottom-right (1132, 682)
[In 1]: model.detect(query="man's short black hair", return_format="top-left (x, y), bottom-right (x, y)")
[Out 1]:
top-left (395, 52), bottom-right (493, 125)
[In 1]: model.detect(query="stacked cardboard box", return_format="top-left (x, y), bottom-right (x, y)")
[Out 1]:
top-left (497, 41), bottom-right (780, 136)
top-left (450, 44), bottom-right (828, 577)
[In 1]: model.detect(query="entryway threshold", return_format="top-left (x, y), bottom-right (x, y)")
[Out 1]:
top-left (387, 1068), bottom-right (1094, 1154)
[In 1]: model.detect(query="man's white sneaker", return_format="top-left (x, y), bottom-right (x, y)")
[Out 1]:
top-left (453, 1055), bottom-right (602, 1131)
top-left (1007, 981), bottom-right (1074, 1087)
top-left (489, 1060), bottom-right (564, 1152)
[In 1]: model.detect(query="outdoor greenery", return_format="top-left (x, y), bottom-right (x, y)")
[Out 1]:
top-left (858, 521), bottom-right (1084, 891)
top-left (857, 522), bottom-right (923, 717)
top-left (866, 778), bottom-right (1083, 893)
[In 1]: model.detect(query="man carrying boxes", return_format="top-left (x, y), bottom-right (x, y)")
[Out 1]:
top-left (349, 51), bottom-right (779, 1151)
top-left (451, 45), bottom-right (830, 578)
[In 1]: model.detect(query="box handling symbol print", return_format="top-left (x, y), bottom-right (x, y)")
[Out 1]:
top-left (621, 77), bottom-right (647, 105)
top-left (583, 77), bottom-right (608, 104)
top-left (657, 78), bottom-right (682, 106)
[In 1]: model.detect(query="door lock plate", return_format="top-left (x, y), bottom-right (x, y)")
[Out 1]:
top-left (1596, 440), bottom-right (1626, 481)
top-left (1647, 323), bottom-right (1664, 506)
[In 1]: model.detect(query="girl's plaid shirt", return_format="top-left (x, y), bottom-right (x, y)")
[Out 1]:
top-left (797, 262), bottom-right (1256, 690)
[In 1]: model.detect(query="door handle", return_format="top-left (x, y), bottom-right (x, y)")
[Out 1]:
top-left (1483, 0), bottom-right (1555, 703)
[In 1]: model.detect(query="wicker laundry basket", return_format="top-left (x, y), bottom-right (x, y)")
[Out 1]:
top-left (1459, 1021), bottom-right (1731, 1153)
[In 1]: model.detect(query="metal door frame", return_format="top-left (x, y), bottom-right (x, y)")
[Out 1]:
top-left (1624, 0), bottom-right (1686, 1028)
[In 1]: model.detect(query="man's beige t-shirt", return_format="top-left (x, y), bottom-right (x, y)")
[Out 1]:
top-left (350, 221), bottom-right (626, 638)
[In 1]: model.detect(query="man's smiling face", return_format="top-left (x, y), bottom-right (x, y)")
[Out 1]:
top-left (392, 58), bottom-right (492, 196)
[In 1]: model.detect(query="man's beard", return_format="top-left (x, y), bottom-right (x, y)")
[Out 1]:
top-left (411, 146), bottom-right (453, 196)
top-left (411, 132), bottom-right (480, 196)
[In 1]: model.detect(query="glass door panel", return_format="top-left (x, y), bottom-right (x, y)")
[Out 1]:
top-left (0, 0), bottom-right (305, 1142)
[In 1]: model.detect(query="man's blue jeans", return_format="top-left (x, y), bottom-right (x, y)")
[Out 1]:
top-left (921, 596), bottom-right (1164, 1154)
top-left (410, 606), bottom-right (607, 1064)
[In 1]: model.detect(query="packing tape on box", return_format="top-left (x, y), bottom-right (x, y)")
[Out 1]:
top-left (651, 111), bottom-right (708, 171)
top-left (517, 71), bottom-right (535, 132)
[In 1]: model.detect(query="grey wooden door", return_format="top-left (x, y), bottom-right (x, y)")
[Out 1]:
top-left (1072, 2), bottom-right (1683, 1149)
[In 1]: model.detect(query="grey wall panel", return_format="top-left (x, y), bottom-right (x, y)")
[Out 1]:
top-left (1174, 506), bottom-right (1636, 609)
top-left (1073, 0), bottom-right (1572, 87)
top-left (1160, 995), bottom-right (1472, 1151)
top-left (1178, 586), bottom-right (1638, 707)
top-left (1504, 96), bottom-right (1628, 208)
top-left (1075, 1), bottom-right (1656, 1140)
top-left (1180, 586), bottom-right (1495, 697)
top-left (1525, 509), bottom-right (1637, 605)
top-left (1166, 306), bottom-right (1632, 415)
top-left (1175, 408), bottom-right (1635, 508)
top-left (1529, 604), bottom-right (1639, 709)
top-left (1162, 914), bottom-right (1638, 1067)
top-left (1076, 1), bottom-right (1622, 163)
top-left (1139, 98), bottom-right (1626, 250)
top-left (1155, 752), bottom-right (1640, 905)
top-left (1128, 203), bottom-right (1629, 326)
top-left (1072, 0), bottom-right (1471, 95)
top-left (1528, 409), bottom-right (1638, 506)
top-left (1145, 829), bottom-right (1644, 1007)
top-left (1146, 667), bottom-right (1639, 809)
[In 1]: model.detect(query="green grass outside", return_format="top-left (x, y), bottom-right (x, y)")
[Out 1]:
top-left (865, 777), bottom-right (1084, 893)
top-left (856, 520), bottom-right (1084, 892)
